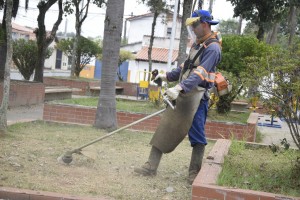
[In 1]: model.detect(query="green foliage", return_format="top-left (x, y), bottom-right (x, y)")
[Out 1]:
top-left (216, 94), bottom-right (232, 113)
top-left (227, 0), bottom-right (288, 40)
top-left (218, 19), bottom-right (239, 35)
top-left (241, 38), bottom-right (300, 149)
top-left (218, 145), bottom-right (300, 197)
top-left (219, 35), bottom-right (272, 77)
top-left (12, 39), bottom-right (53, 80)
top-left (117, 50), bottom-right (135, 81)
top-left (216, 35), bottom-right (272, 113)
top-left (56, 36), bottom-right (102, 77)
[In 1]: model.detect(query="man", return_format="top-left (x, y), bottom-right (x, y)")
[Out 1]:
top-left (134, 9), bottom-right (221, 185)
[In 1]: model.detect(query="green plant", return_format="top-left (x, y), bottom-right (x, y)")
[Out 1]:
top-left (12, 39), bottom-right (53, 80)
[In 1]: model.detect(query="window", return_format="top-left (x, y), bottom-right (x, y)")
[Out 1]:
top-left (167, 27), bottom-right (172, 36)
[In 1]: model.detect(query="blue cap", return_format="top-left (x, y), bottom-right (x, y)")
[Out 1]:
top-left (187, 10), bottom-right (219, 26)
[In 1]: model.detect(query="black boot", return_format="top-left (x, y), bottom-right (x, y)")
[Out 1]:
top-left (188, 143), bottom-right (205, 185)
top-left (134, 146), bottom-right (162, 176)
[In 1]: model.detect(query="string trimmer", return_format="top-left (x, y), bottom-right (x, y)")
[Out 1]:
top-left (58, 71), bottom-right (174, 164)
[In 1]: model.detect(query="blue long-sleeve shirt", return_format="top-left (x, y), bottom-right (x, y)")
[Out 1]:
top-left (166, 42), bottom-right (221, 93)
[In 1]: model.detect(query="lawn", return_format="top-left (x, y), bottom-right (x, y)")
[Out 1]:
top-left (218, 141), bottom-right (300, 197)
top-left (0, 121), bottom-right (214, 200)
top-left (55, 97), bottom-right (250, 124)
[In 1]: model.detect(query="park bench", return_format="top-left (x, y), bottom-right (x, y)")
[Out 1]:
top-left (89, 86), bottom-right (124, 96)
top-left (230, 101), bottom-right (249, 112)
top-left (45, 86), bottom-right (82, 101)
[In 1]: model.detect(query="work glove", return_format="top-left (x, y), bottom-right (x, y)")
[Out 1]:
top-left (165, 84), bottom-right (182, 100)
top-left (154, 73), bottom-right (167, 82)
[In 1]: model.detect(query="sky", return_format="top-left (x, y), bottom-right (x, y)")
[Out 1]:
top-left (1, 0), bottom-right (238, 38)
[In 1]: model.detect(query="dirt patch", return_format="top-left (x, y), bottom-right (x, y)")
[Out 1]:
top-left (0, 121), bottom-right (214, 200)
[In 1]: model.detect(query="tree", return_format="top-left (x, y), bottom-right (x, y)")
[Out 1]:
top-left (117, 50), bottom-right (134, 81)
top-left (242, 40), bottom-right (300, 149)
top-left (142, 0), bottom-right (167, 82)
top-left (227, 0), bottom-right (288, 41)
top-left (0, 0), bottom-right (13, 135)
top-left (0, 0), bottom-right (28, 80)
top-left (218, 19), bottom-right (239, 35)
top-left (216, 35), bottom-right (272, 112)
top-left (34, 0), bottom-right (63, 82)
top-left (94, 0), bottom-right (124, 130)
top-left (177, 0), bottom-right (193, 66)
top-left (12, 39), bottom-right (53, 80)
top-left (56, 36), bottom-right (102, 77)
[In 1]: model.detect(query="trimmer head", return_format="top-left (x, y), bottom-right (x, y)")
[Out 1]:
top-left (57, 151), bottom-right (73, 164)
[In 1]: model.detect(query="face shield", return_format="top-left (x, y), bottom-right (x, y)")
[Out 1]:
top-left (186, 17), bottom-right (201, 44)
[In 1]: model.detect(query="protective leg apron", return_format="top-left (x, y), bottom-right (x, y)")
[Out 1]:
top-left (150, 86), bottom-right (205, 153)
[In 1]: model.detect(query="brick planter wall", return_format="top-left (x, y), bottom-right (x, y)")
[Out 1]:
top-left (44, 77), bottom-right (159, 97)
top-left (0, 80), bottom-right (44, 107)
top-left (44, 77), bottom-right (100, 95)
top-left (116, 82), bottom-right (159, 97)
top-left (192, 139), bottom-right (299, 200)
top-left (43, 103), bottom-right (258, 142)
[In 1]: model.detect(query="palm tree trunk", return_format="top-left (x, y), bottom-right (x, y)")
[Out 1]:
top-left (178, 0), bottom-right (193, 66)
top-left (0, 0), bottom-right (13, 135)
top-left (94, 0), bottom-right (124, 130)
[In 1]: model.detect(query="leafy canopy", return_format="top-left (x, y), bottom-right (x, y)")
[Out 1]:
top-left (12, 39), bottom-right (53, 80)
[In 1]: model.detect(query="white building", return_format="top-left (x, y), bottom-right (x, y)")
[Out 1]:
top-left (122, 11), bottom-right (184, 83)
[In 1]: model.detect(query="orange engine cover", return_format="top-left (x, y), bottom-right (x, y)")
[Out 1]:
top-left (215, 72), bottom-right (228, 92)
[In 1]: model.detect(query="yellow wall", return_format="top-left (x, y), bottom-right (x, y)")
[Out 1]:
top-left (80, 65), bottom-right (95, 79)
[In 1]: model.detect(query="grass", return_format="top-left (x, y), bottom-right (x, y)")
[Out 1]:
top-left (207, 109), bottom-right (250, 124)
top-left (218, 140), bottom-right (300, 197)
top-left (54, 97), bottom-right (250, 123)
top-left (54, 97), bottom-right (165, 114)
top-left (0, 121), bottom-right (214, 200)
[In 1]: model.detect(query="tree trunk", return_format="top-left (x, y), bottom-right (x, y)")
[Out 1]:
top-left (288, 6), bottom-right (298, 47)
top-left (267, 22), bottom-right (279, 45)
top-left (71, 2), bottom-right (80, 77)
top-left (208, 0), bottom-right (214, 13)
top-left (256, 25), bottom-right (265, 41)
top-left (237, 16), bottom-right (243, 35)
top-left (34, 0), bottom-right (63, 83)
top-left (0, 0), bottom-right (13, 135)
top-left (147, 11), bottom-right (159, 83)
top-left (177, 0), bottom-right (193, 66)
top-left (71, 0), bottom-right (90, 77)
top-left (94, 0), bottom-right (124, 130)
top-left (0, 44), bottom-right (7, 80)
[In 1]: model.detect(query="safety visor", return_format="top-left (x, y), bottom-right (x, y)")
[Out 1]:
top-left (186, 17), bottom-right (201, 26)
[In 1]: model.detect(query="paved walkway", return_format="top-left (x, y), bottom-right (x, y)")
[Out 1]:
top-left (6, 101), bottom-right (298, 148)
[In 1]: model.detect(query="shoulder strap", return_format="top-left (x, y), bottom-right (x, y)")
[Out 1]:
top-left (191, 38), bottom-right (219, 64)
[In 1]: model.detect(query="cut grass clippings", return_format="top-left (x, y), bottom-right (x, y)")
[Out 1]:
top-left (55, 97), bottom-right (250, 124)
top-left (0, 121), bottom-right (214, 200)
top-left (218, 140), bottom-right (300, 197)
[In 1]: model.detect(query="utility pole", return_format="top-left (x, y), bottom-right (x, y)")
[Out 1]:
top-left (167, 0), bottom-right (179, 70)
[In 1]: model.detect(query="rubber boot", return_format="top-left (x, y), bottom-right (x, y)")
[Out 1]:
top-left (134, 146), bottom-right (162, 176)
top-left (188, 143), bottom-right (205, 185)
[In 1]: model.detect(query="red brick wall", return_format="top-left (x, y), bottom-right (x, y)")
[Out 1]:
top-left (44, 77), bottom-right (100, 95)
top-left (43, 103), bottom-right (257, 141)
top-left (0, 80), bottom-right (44, 107)
top-left (116, 82), bottom-right (159, 97)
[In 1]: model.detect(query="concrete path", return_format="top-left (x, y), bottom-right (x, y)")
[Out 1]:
top-left (7, 104), bottom-right (43, 125)
top-left (257, 114), bottom-right (298, 148)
